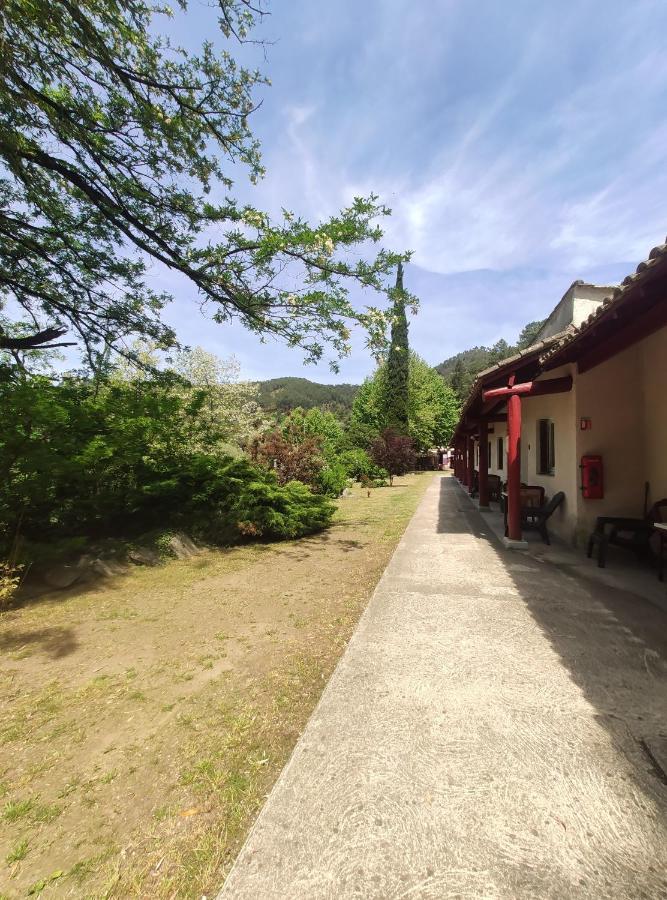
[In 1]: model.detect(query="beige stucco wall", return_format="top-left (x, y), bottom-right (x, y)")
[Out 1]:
top-left (639, 326), bottom-right (667, 508)
top-left (488, 424), bottom-right (507, 479)
top-left (536, 284), bottom-right (612, 341)
top-left (520, 364), bottom-right (578, 543)
top-left (574, 343), bottom-right (647, 543)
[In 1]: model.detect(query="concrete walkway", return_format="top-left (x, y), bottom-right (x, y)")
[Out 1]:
top-left (219, 474), bottom-right (667, 899)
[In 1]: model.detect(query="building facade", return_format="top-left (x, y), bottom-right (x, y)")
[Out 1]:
top-left (452, 243), bottom-right (667, 546)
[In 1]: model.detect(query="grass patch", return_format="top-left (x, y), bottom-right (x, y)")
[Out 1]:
top-left (31, 802), bottom-right (62, 824)
top-left (6, 838), bottom-right (29, 863)
top-left (0, 474), bottom-right (433, 899)
top-left (3, 798), bottom-right (34, 821)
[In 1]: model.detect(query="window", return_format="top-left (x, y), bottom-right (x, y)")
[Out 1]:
top-left (538, 419), bottom-right (556, 475)
top-left (496, 437), bottom-right (504, 469)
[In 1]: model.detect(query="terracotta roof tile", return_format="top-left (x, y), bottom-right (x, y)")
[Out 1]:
top-left (453, 238), bottom-right (667, 437)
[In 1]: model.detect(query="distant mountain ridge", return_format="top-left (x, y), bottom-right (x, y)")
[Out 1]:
top-left (257, 377), bottom-right (359, 416)
top-left (436, 346), bottom-right (506, 381)
top-left (436, 319), bottom-right (546, 403)
top-left (259, 318), bottom-right (545, 416)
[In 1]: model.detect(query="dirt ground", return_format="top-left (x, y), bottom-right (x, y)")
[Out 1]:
top-left (0, 473), bottom-right (432, 899)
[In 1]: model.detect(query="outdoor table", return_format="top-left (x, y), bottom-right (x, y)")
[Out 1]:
top-left (587, 515), bottom-right (646, 568)
top-left (655, 522), bottom-right (667, 582)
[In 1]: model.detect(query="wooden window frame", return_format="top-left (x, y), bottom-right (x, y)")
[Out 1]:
top-left (537, 418), bottom-right (556, 476)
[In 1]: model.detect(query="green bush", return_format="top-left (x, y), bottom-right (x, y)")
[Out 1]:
top-left (338, 448), bottom-right (387, 483)
top-left (317, 462), bottom-right (349, 498)
top-left (175, 456), bottom-right (335, 543)
top-left (0, 376), bottom-right (334, 558)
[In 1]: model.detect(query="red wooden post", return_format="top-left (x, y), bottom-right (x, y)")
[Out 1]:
top-left (478, 420), bottom-right (489, 508)
top-left (467, 435), bottom-right (474, 493)
top-left (507, 394), bottom-right (522, 540)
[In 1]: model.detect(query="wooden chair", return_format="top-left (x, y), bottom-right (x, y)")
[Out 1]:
top-left (520, 485), bottom-right (545, 508)
top-left (521, 491), bottom-right (565, 544)
top-left (487, 474), bottom-right (502, 503)
top-left (587, 499), bottom-right (667, 569)
top-left (500, 483), bottom-right (544, 515)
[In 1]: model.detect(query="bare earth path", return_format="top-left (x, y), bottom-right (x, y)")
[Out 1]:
top-left (220, 474), bottom-right (667, 899)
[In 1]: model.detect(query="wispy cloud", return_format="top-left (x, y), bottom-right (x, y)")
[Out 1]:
top-left (166, 0), bottom-right (667, 380)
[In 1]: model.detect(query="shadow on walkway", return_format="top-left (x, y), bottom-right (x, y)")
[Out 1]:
top-left (440, 476), bottom-right (667, 808)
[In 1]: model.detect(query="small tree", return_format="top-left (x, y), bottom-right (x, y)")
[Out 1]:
top-left (249, 429), bottom-right (324, 489)
top-left (350, 353), bottom-right (459, 451)
top-left (370, 429), bottom-right (415, 485)
top-left (517, 319), bottom-right (546, 349)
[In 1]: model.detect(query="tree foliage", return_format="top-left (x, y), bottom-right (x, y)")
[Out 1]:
top-left (257, 377), bottom-right (358, 418)
top-left (0, 365), bottom-right (333, 559)
top-left (0, 0), bottom-right (409, 369)
top-left (250, 427), bottom-right (325, 491)
top-left (407, 355), bottom-right (460, 450)
top-left (350, 352), bottom-right (459, 450)
top-left (382, 262), bottom-right (409, 431)
top-left (250, 406), bottom-right (349, 497)
top-left (115, 343), bottom-right (267, 453)
top-left (370, 429), bottom-right (415, 485)
top-left (517, 319), bottom-right (546, 349)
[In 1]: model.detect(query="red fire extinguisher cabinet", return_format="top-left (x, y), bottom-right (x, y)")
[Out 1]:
top-left (580, 455), bottom-right (604, 499)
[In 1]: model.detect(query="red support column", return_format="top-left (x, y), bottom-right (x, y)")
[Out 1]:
top-left (466, 436), bottom-right (474, 493)
top-left (478, 420), bottom-right (489, 508)
top-left (507, 394), bottom-right (522, 541)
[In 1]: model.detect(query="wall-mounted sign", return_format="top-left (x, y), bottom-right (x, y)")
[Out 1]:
top-left (580, 417), bottom-right (592, 431)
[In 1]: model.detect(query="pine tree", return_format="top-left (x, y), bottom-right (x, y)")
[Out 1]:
top-left (384, 262), bottom-right (410, 432)
top-left (450, 357), bottom-right (467, 403)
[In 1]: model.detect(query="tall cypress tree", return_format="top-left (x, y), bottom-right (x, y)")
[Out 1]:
top-left (384, 262), bottom-right (410, 432)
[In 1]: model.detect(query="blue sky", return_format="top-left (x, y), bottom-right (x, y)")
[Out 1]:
top-left (161, 0), bottom-right (667, 383)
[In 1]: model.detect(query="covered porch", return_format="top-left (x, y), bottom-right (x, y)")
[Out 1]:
top-left (452, 338), bottom-right (574, 548)
top-left (455, 476), bottom-right (667, 615)
top-left (452, 241), bottom-right (667, 570)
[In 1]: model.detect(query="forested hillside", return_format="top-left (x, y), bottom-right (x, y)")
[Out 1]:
top-left (437, 320), bottom-right (545, 403)
top-left (258, 315), bottom-right (546, 418)
top-left (257, 377), bottom-right (359, 416)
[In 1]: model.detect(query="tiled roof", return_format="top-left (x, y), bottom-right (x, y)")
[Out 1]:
top-left (540, 239), bottom-right (667, 366)
top-left (453, 237), bottom-right (667, 437)
top-left (456, 329), bottom-right (571, 422)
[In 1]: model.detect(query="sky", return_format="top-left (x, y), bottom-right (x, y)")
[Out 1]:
top-left (159, 0), bottom-right (667, 383)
